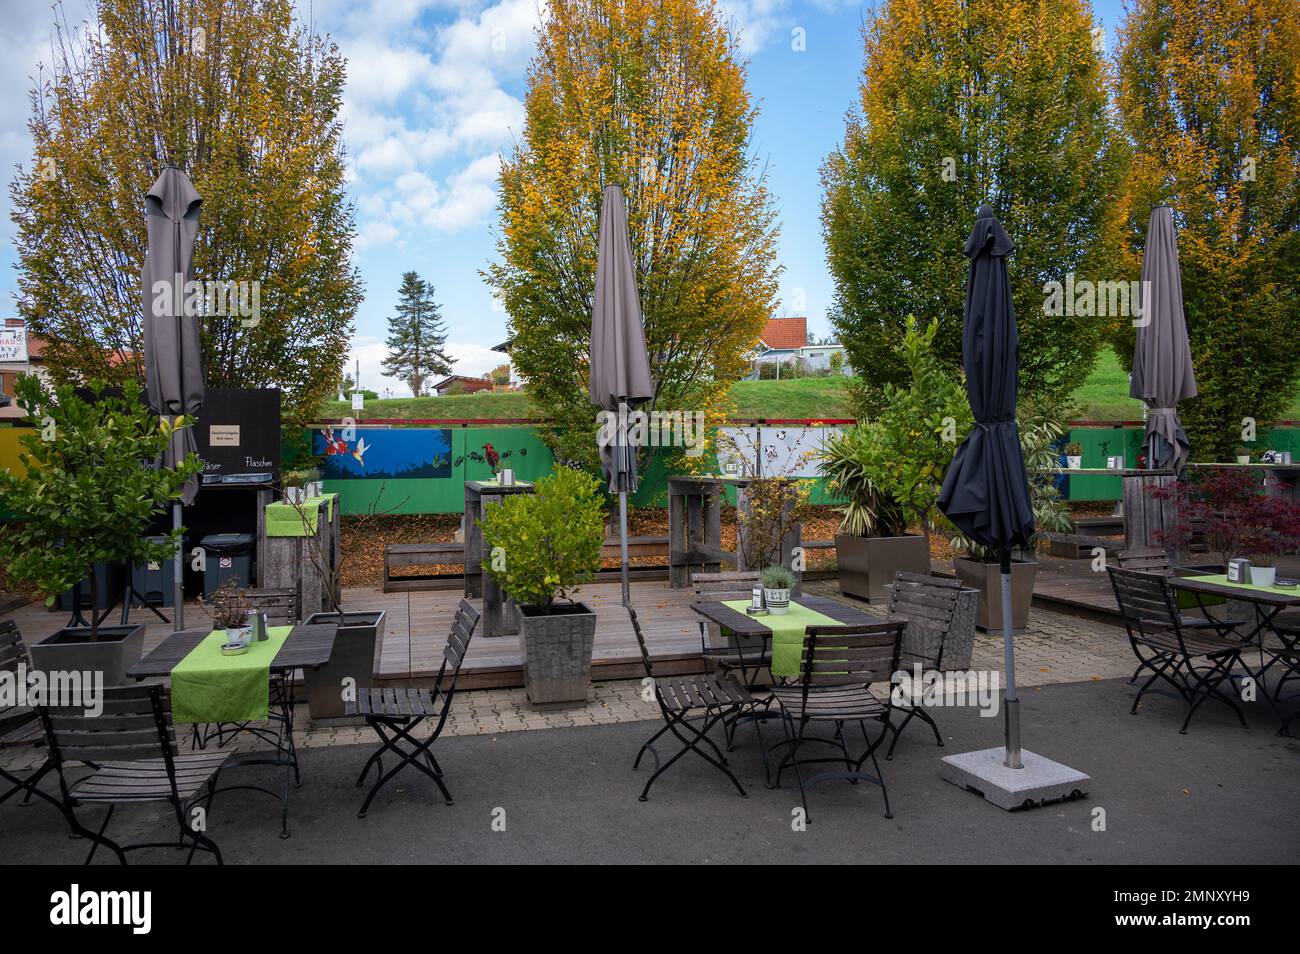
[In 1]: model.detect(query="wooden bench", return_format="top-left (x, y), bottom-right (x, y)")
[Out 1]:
top-left (599, 535), bottom-right (668, 559)
top-left (246, 587), bottom-right (300, 625)
top-left (384, 543), bottom-right (467, 592)
top-left (1046, 532), bottom-right (1123, 560)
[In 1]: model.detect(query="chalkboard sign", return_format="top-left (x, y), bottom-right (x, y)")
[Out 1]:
top-left (195, 388), bottom-right (281, 484)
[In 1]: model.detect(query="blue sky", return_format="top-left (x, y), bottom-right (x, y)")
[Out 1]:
top-left (0, 0), bottom-right (1127, 396)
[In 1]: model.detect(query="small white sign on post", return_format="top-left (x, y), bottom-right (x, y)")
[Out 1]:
top-left (351, 392), bottom-right (364, 412)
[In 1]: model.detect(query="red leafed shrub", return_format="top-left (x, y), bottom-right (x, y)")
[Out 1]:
top-left (1152, 468), bottom-right (1300, 563)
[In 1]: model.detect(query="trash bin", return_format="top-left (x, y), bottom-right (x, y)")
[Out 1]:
top-left (58, 562), bottom-right (123, 612)
top-left (132, 535), bottom-right (175, 607)
top-left (198, 532), bottom-right (255, 595)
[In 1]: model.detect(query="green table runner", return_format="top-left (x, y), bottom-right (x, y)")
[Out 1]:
top-left (1183, 574), bottom-right (1300, 597)
top-left (171, 626), bottom-right (293, 724)
top-left (722, 599), bottom-right (842, 678)
top-left (265, 493), bottom-right (337, 537)
top-left (476, 478), bottom-right (532, 488)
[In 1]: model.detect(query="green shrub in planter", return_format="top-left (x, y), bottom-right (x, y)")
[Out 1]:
top-left (480, 465), bottom-right (605, 611)
top-left (480, 466), bottom-right (605, 706)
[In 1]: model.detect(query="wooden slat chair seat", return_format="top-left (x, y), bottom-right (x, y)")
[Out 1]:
top-left (768, 621), bottom-right (905, 821)
top-left (883, 571), bottom-right (964, 758)
top-left (629, 606), bottom-right (756, 802)
top-left (346, 600), bottom-right (479, 817)
top-left (0, 621), bottom-right (58, 810)
top-left (245, 587), bottom-right (299, 626)
top-left (691, 571), bottom-right (771, 688)
top-left (37, 684), bottom-right (227, 864)
top-left (1107, 566), bottom-right (1247, 734)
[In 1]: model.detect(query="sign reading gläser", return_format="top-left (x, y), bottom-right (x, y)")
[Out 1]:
top-left (195, 388), bottom-right (281, 484)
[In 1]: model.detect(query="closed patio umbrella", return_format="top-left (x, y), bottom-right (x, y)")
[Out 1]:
top-left (589, 185), bottom-right (653, 607)
top-left (937, 205), bottom-right (1088, 806)
top-left (142, 167), bottom-right (204, 630)
top-left (1131, 205), bottom-right (1197, 473)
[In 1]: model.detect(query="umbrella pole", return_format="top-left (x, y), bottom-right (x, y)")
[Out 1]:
top-left (172, 502), bottom-right (184, 632)
top-left (1000, 548), bottom-right (1022, 769)
top-left (619, 490), bottom-right (630, 607)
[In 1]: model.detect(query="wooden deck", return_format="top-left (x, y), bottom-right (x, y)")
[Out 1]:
top-left (0, 578), bottom-right (720, 691)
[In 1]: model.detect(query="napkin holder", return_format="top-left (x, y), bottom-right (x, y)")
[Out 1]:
top-left (247, 609), bottom-right (269, 642)
top-left (1227, 558), bottom-right (1252, 584)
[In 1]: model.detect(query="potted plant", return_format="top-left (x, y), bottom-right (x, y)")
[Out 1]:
top-left (1063, 441), bottom-right (1083, 470)
top-left (481, 465), bottom-right (605, 707)
top-left (1235, 446), bottom-right (1253, 465)
top-left (821, 319), bottom-right (970, 602)
top-left (206, 580), bottom-right (252, 643)
top-left (282, 467), bottom-right (322, 503)
top-left (0, 376), bottom-right (201, 685)
top-left (760, 565), bottom-right (795, 615)
top-left (950, 410), bottom-right (1072, 633)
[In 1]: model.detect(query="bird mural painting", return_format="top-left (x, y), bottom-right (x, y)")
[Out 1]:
top-left (483, 442), bottom-right (500, 475)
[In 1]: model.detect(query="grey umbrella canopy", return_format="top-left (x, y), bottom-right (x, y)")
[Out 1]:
top-left (143, 166), bottom-right (204, 504)
top-left (938, 203), bottom-right (1034, 768)
top-left (142, 167), bottom-right (203, 630)
top-left (1131, 205), bottom-right (1197, 473)
top-left (589, 185), bottom-right (653, 606)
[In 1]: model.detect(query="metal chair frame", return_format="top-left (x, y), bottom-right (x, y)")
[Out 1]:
top-left (349, 600), bottom-right (479, 817)
top-left (767, 621), bottom-right (904, 822)
top-left (0, 621), bottom-right (59, 810)
top-left (883, 571), bottom-right (960, 759)
top-left (1107, 566), bottom-right (1248, 734)
top-left (37, 684), bottom-right (227, 865)
top-left (629, 606), bottom-right (756, 802)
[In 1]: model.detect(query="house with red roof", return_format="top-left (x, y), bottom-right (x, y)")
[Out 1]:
top-left (747, 317), bottom-right (851, 379)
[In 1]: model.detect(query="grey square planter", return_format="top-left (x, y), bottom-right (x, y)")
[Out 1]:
top-left (836, 533), bottom-right (930, 603)
top-left (28, 625), bottom-right (145, 688)
top-left (302, 610), bottom-right (386, 722)
top-left (518, 602), bottom-right (597, 708)
top-left (953, 557), bottom-right (1038, 634)
top-left (884, 583), bottom-right (980, 671)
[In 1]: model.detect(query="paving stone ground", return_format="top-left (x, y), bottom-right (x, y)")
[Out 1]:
top-left (0, 596), bottom-right (1136, 773)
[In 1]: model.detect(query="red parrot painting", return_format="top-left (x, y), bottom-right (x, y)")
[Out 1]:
top-left (483, 442), bottom-right (500, 475)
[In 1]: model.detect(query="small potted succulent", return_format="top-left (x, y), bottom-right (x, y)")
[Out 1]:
top-left (760, 565), bottom-right (795, 615)
top-left (1235, 446), bottom-right (1253, 466)
top-left (206, 580), bottom-right (252, 646)
top-left (1063, 441), bottom-right (1083, 470)
top-left (1249, 551), bottom-right (1277, 588)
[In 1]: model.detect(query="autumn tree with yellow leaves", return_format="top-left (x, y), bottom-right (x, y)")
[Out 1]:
top-left (823, 0), bottom-right (1121, 411)
top-left (8, 0), bottom-right (361, 425)
top-left (487, 0), bottom-right (780, 470)
top-left (1111, 0), bottom-right (1300, 460)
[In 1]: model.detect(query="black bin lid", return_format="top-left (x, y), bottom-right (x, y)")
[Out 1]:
top-left (199, 532), bottom-right (256, 553)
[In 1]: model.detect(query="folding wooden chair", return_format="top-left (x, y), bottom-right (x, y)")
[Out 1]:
top-left (884, 571), bottom-right (963, 758)
top-left (37, 684), bottom-right (229, 864)
top-left (630, 606), bottom-right (756, 802)
top-left (691, 571), bottom-right (771, 686)
top-left (768, 621), bottom-right (904, 822)
top-left (1107, 566), bottom-right (1248, 734)
top-left (348, 600), bottom-right (479, 817)
top-left (0, 621), bottom-right (59, 810)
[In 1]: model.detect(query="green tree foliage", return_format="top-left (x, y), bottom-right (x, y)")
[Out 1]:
top-left (822, 0), bottom-right (1121, 407)
top-left (0, 376), bottom-right (201, 638)
top-left (8, 0), bottom-right (362, 426)
top-left (1110, 0), bottom-right (1300, 459)
top-left (486, 0), bottom-right (781, 470)
top-left (381, 272), bottom-right (453, 398)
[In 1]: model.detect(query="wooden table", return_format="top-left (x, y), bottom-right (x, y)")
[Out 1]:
top-left (463, 479), bottom-right (535, 636)
top-left (667, 475), bottom-right (748, 587)
top-left (127, 621), bottom-right (338, 838)
top-left (690, 595), bottom-right (876, 636)
top-left (1168, 575), bottom-right (1300, 730)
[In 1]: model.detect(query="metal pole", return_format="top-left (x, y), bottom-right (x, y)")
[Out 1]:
top-left (1001, 548), bottom-right (1022, 768)
top-left (619, 490), bottom-right (630, 607)
top-left (173, 502), bottom-right (184, 631)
